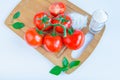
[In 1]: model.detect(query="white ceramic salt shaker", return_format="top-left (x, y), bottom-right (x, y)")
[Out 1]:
top-left (89, 9), bottom-right (108, 34)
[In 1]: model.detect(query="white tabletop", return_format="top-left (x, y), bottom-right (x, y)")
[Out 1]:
top-left (0, 0), bottom-right (120, 80)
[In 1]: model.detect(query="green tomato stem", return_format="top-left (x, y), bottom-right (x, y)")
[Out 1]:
top-left (39, 22), bottom-right (67, 37)
top-left (52, 24), bottom-right (67, 37)
top-left (51, 32), bottom-right (57, 36)
top-left (51, 25), bottom-right (57, 36)
top-left (42, 24), bottom-right (48, 31)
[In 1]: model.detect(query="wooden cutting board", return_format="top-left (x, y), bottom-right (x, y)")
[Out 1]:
top-left (5, 0), bottom-right (105, 74)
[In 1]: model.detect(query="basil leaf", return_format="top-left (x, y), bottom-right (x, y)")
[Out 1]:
top-left (13, 11), bottom-right (20, 19)
top-left (69, 61), bottom-right (80, 69)
top-left (61, 67), bottom-right (68, 72)
top-left (49, 66), bottom-right (62, 76)
top-left (62, 57), bottom-right (69, 67)
top-left (12, 22), bottom-right (25, 29)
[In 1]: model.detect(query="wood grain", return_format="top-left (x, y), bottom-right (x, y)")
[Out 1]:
top-left (5, 0), bottom-right (105, 74)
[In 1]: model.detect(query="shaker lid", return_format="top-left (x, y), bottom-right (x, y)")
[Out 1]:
top-left (93, 9), bottom-right (108, 23)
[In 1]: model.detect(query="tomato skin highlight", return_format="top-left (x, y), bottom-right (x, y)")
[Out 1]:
top-left (63, 30), bottom-right (85, 50)
top-left (49, 2), bottom-right (66, 17)
top-left (34, 12), bottom-right (52, 31)
top-left (43, 34), bottom-right (63, 53)
top-left (51, 14), bottom-right (72, 33)
top-left (25, 28), bottom-right (43, 48)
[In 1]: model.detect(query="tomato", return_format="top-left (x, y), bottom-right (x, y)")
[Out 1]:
top-left (34, 12), bottom-right (52, 31)
top-left (43, 34), bottom-right (63, 53)
top-left (51, 14), bottom-right (72, 33)
top-left (63, 30), bottom-right (85, 50)
top-left (49, 2), bottom-right (66, 17)
top-left (25, 28), bottom-right (43, 48)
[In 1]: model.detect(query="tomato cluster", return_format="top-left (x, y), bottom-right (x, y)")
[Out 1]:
top-left (25, 2), bottom-right (85, 53)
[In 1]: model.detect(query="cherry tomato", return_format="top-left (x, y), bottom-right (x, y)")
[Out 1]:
top-left (25, 28), bottom-right (43, 48)
top-left (34, 12), bottom-right (52, 31)
top-left (51, 14), bottom-right (72, 33)
top-left (49, 2), bottom-right (66, 17)
top-left (63, 30), bottom-right (85, 50)
top-left (43, 34), bottom-right (63, 53)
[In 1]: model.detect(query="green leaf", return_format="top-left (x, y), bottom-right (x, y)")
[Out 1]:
top-left (12, 22), bottom-right (25, 29)
top-left (49, 66), bottom-right (62, 76)
top-left (69, 61), bottom-right (80, 69)
top-left (61, 67), bottom-right (68, 72)
top-left (13, 11), bottom-right (20, 19)
top-left (49, 57), bottom-right (81, 76)
top-left (62, 57), bottom-right (69, 67)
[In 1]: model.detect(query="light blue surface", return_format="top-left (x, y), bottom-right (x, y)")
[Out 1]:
top-left (0, 0), bottom-right (120, 80)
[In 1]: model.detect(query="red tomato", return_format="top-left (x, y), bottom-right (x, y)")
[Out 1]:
top-left (34, 12), bottom-right (52, 31)
top-left (63, 30), bottom-right (85, 50)
top-left (25, 28), bottom-right (43, 48)
top-left (43, 34), bottom-right (63, 53)
top-left (51, 14), bottom-right (72, 33)
top-left (49, 2), bottom-right (66, 17)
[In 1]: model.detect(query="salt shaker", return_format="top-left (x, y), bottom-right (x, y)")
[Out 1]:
top-left (89, 9), bottom-right (108, 34)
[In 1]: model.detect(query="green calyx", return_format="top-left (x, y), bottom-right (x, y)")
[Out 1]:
top-left (49, 57), bottom-right (80, 76)
top-left (68, 27), bottom-right (74, 35)
top-left (36, 28), bottom-right (43, 34)
top-left (56, 16), bottom-right (68, 24)
top-left (39, 16), bottom-right (50, 23)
